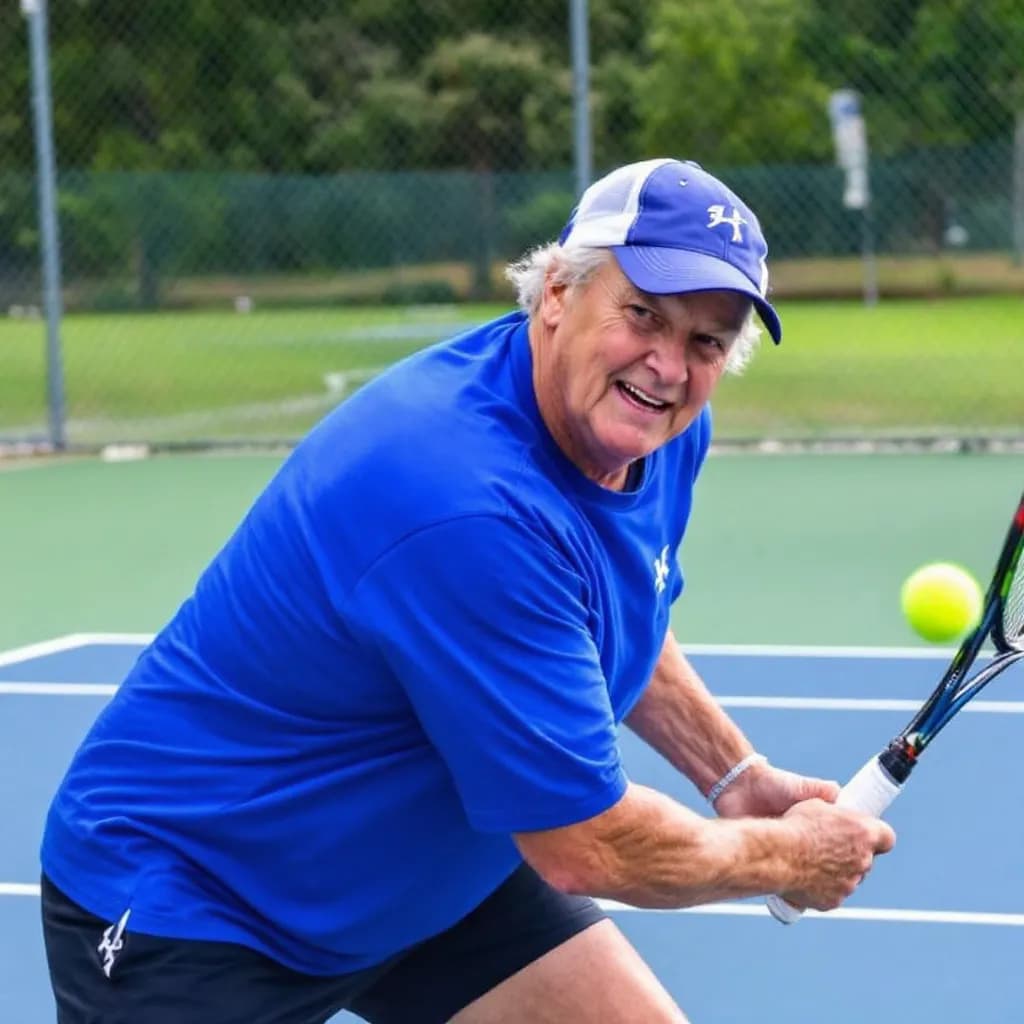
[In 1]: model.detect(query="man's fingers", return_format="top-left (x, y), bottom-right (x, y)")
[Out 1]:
top-left (801, 776), bottom-right (840, 803)
top-left (872, 820), bottom-right (897, 853)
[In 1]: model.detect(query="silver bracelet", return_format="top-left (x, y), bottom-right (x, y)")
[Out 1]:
top-left (706, 753), bottom-right (768, 805)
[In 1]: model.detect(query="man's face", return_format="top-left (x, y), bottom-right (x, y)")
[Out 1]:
top-left (531, 256), bottom-right (750, 488)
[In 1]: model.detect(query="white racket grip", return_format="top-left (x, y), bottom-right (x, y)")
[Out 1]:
top-left (766, 756), bottom-right (903, 925)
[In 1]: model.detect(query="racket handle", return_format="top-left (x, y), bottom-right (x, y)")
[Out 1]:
top-left (766, 755), bottom-right (902, 925)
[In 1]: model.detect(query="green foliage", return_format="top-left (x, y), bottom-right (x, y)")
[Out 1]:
top-left (795, 0), bottom-right (1024, 152)
top-left (0, 6), bottom-right (30, 172)
top-left (0, 173), bottom-right (36, 277)
top-left (4, 1), bottom-right (1021, 305)
top-left (3, 0), bottom-right (1020, 178)
top-left (422, 33), bottom-right (563, 169)
top-left (639, 0), bottom-right (831, 164)
top-left (503, 188), bottom-right (577, 253)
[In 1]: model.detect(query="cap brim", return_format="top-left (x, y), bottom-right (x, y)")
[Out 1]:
top-left (612, 246), bottom-right (782, 344)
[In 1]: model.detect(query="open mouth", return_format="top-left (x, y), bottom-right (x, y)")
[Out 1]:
top-left (615, 380), bottom-right (671, 413)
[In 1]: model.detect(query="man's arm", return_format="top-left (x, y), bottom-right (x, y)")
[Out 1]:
top-left (514, 780), bottom-right (893, 911)
top-left (624, 629), bottom-right (756, 799)
top-left (625, 629), bottom-right (839, 818)
top-left (514, 629), bottom-right (893, 911)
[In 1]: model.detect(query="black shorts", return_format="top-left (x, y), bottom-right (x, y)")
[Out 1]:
top-left (42, 865), bottom-right (606, 1024)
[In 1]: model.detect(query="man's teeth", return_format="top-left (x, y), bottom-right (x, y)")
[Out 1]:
top-left (619, 382), bottom-right (668, 409)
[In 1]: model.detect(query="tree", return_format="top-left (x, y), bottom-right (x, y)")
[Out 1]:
top-left (636, 0), bottom-right (832, 166)
top-left (795, 0), bottom-right (1024, 152)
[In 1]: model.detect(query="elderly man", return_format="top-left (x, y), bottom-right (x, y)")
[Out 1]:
top-left (42, 159), bottom-right (894, 1024)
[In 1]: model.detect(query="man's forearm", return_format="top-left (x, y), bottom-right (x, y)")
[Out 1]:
top-left (518, 782), bottom-right (799, 908)
top-left (626, 629), bottom-right (756, 797)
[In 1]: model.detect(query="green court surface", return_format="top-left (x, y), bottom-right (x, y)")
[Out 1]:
top-left (2, 450), bottom-right (1021, 651)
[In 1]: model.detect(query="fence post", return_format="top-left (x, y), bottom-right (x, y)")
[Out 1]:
top-left (22, 0), bottom-right (66, 449)
top-left (569, 0), bottom-right (592, 198)
top-left (1014, 110), bottom-right (1024, 266)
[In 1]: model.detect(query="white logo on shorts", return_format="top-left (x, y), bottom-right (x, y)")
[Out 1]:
top-left (97, 908), bottom-right (131, 978)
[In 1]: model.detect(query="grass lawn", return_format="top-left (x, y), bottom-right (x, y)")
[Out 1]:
top-left (2, 295), bottom-right (1021, 444)
top-left (712, 295), bottom-right (1023, 437)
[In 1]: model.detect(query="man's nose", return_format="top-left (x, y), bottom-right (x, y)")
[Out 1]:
top-left (649, 337), bottom-right (689, 385)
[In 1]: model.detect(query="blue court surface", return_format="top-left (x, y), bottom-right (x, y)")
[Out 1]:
top-left (3, 635), bottom-right (1022, 1023)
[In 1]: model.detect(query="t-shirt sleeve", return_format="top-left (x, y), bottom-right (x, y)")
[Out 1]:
top-left (347, 514), bottom-right (627, 833)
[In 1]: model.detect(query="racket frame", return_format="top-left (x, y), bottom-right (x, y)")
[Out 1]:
top-left (887, 491), bottom-right (1024, 777)
top-left (768, 490), bottom-right (1024, 924)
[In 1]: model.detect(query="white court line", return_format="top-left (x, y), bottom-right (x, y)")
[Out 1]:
top-left (683, 643), bottom-right (969, 659)
top-left (0, 636), bottom-right (974, 669)
top-left (0, 632), bottom-right (151, 669)
top-left (0, 683), bottom-right (118, 695)
top-left (60, 632), bottom-right (153, 645)
top-left (3, 681), bottom-right (1021, 715)
top-left (1, 884), bottom-right (1018, 926)
top-left (597, 900), bottom-right (1024, 926)
top-left (717, 696), bottom-right (1024, 713)
top-left (0, 635), bottom-right (96, 668)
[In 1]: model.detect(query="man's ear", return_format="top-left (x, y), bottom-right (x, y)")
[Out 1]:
top-left (538, 272), bottom-right (568, 331)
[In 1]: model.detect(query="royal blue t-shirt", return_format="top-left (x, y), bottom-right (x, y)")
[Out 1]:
top-left (42, 311), bottom-right (711, 974)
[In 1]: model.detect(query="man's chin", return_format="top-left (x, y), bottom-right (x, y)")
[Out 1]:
top-left (594, 441), bottom-right (658, 476)
top-left (603, 425), bottom-right (667, 462)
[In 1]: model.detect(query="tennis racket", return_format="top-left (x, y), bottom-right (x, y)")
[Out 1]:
top-left (767, 487), bottom-right (1024, 925)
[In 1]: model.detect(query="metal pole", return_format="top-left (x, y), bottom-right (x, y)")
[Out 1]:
top-left (1013, 109), bottom-right (1024, 266)
top-left (23, 0), bottom-right (66, 449)
top-left (569, 0), bottom-right (592, 198)
top-left (861, 205), bottom-right (879, 306)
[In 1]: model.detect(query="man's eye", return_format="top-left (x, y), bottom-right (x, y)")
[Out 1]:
top-left (628, 304), bottom-right (652, 319)
top-left (695, 334), bottom-right (724, 350)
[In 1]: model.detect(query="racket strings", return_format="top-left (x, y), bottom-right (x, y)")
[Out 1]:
top-left (1004, 546), bottom-right (1024, 646)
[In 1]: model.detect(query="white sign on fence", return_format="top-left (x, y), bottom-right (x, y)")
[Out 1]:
top-left (828, 90), bottom-right (870, 210)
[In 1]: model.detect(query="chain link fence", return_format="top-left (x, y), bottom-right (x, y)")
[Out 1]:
top-left (2, 0), bottom-right (1022, 449)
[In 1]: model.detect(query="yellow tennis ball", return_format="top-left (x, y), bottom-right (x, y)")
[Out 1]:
top-left (900, 562), bottom-right (983, 643)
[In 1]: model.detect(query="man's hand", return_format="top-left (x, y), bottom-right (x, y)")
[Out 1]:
top-left (712, 761), bottom-right (840, 819)
top-left (775, 798), bottom-right (897, 912)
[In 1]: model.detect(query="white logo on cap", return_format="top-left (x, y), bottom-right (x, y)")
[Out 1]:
top-left (707, 205), bottom-right (747, 243)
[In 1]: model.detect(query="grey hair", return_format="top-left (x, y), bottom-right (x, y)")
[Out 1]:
top-left (504, 242), bottom-right (763, 374)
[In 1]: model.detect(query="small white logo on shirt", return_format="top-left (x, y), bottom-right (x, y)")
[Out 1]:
top-left (653, 545), bottom-right (670, 595)
top-left (97, 908), bottom-right (131, 978)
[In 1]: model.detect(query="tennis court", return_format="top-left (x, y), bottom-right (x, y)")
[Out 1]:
top-left (8, 2), bottom-right (1024, 1019)
top-left (2, 636), bottom-right (1022, 1022)
top-left (2, 451), bottom-right (1022, 1021)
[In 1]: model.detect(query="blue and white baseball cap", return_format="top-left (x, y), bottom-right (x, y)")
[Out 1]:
top-left (559, 158), bottom-right (782, 343)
